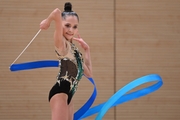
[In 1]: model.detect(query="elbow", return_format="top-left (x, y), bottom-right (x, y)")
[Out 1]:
top-left (84, 71), bottom-right (93, 78)
top-left (85, 74), bottom-right (93, 78)
top-left (53, 8), bottom-right (61, 15)
top-left (50, 8), bottom-right (62, 22)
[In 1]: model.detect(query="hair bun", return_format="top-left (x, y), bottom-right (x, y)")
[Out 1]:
top-left (64, 2), bottom-right (73, 12)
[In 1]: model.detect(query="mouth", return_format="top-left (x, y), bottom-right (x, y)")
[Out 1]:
top-left (66, 33), bottom-right (73, 36)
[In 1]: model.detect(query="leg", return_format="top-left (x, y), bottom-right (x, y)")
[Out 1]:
top-left (68, 99), bottom-right (74, 120)
top-left (50, 93), bottom-right (69, 120)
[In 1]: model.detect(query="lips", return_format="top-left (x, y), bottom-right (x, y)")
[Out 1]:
top-left (66, 33), bottom-right (73, 36)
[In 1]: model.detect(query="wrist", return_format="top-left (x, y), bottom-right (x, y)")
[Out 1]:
top-left (85, 46), bottom-right (90, 51)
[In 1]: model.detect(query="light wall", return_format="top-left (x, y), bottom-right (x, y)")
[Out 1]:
top-left (0, 0), bottom-right (179, 120)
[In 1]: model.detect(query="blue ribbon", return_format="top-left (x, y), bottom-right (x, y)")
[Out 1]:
top-left (94, 74), bottom-right (163, 120)
top-left (9, 60), bottom-right (163, 120)
top-left (74, 77), bottom-right (97, 120)
top-left (10, 60), bottom-right (59, 71)
top-left (9, 60), bottom-right (98, 120)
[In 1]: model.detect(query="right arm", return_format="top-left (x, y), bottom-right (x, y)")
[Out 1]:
top-left (40, 8), bottom-right (66, 54)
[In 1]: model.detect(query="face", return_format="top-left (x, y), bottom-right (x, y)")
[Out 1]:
top-left (62, 15), bottom-right (79, 41)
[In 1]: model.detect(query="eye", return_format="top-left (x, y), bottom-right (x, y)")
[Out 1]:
top-left (73, 25), bottom-right (78, 29)
top-left (65, 24), bottom-right (71, 28)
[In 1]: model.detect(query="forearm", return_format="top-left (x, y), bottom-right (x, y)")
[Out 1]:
top-left (44, 8), bottom-right (63, 48)
top-left (84, 47), bottom-right (93, 77)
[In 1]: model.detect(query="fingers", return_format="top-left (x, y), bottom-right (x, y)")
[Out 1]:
top-left (39, 19), bottom-right (50, 30)
top-left (75, 32), bottom-right (81, 38)
top-left (73, 33), bottom-right (81, 41)
top-left (72, 37), bottom-right (80, 42)
top-left (77, 33), bottom-right (81, 38)
top-left (40, 25), bottom-right (47, 30)
top-left (72, 33), bottom-right (83, 43)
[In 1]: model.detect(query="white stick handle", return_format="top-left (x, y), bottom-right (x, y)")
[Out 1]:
top-left (11, 29), bottom-right (42, 65)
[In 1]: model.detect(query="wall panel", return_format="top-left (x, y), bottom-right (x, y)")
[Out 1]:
top-left (0, 0), bottom-right (114, 120)
top-left (116, 0), bottom-right (180, 120)
top-left (1, 0), bottom-right (180, 120)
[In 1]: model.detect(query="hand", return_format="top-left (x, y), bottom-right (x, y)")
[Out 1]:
top-left (73, 33), bottom-right (89, 50)
top-left (40, 19), bottom-right (50, 30)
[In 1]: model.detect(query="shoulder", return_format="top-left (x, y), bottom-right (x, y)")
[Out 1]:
top-left (55, 39), bottom-right (71, 56)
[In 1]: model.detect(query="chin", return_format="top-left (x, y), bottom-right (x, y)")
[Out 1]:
top-left (65, 36), bottom-right (73, 41)
top-left (65, 37), bottom-right (72, 41)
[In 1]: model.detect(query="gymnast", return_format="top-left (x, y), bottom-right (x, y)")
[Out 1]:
top-left (40, 2), bottom-right (93, 120)
top-left (9, 2), bottom-right (163, 119)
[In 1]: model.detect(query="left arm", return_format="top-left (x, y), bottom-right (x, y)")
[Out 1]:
top-left (83, 46), bottom-right (93, 78)
top-left (73, 35), bottom-right (93, 78)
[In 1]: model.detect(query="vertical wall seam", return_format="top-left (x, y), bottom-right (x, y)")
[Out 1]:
top-left (114, 0), bottom-right (116, 119)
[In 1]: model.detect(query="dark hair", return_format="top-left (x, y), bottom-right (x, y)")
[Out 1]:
top-left (61, 2), bottom-right (79, 21)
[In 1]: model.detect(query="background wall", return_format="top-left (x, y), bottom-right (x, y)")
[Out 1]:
top-left (0, 0), bottom-right (179, 120)
top-left (116, 0), bottom-right (180, 120)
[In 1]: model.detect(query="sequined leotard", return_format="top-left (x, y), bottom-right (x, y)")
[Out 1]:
top-left (48, 41), bottom-right (84, 104)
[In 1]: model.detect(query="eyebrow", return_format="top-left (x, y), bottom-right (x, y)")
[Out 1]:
top-left (65, 23), bottom-right (78, 26)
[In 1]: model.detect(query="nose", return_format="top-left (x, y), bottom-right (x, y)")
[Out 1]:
top-left (68, 27), bottom-right (73, 32)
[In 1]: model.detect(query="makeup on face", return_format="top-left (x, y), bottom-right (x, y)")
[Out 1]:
top-left (62, 16), bottom-right (79, 40)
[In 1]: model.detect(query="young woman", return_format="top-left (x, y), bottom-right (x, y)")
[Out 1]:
top-left (40, 2), bottom-right (92, 120)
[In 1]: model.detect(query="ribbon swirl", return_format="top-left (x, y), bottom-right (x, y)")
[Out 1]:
top-left (10, 30), bottom-right (163, 119)
top-left (10, 60), bottom-right (163, 120)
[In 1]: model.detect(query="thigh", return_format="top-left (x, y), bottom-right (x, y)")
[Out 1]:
top-left (68, 99), bottom-right (74, 120)
top-left (50, 93), bottom-right (69, 120)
